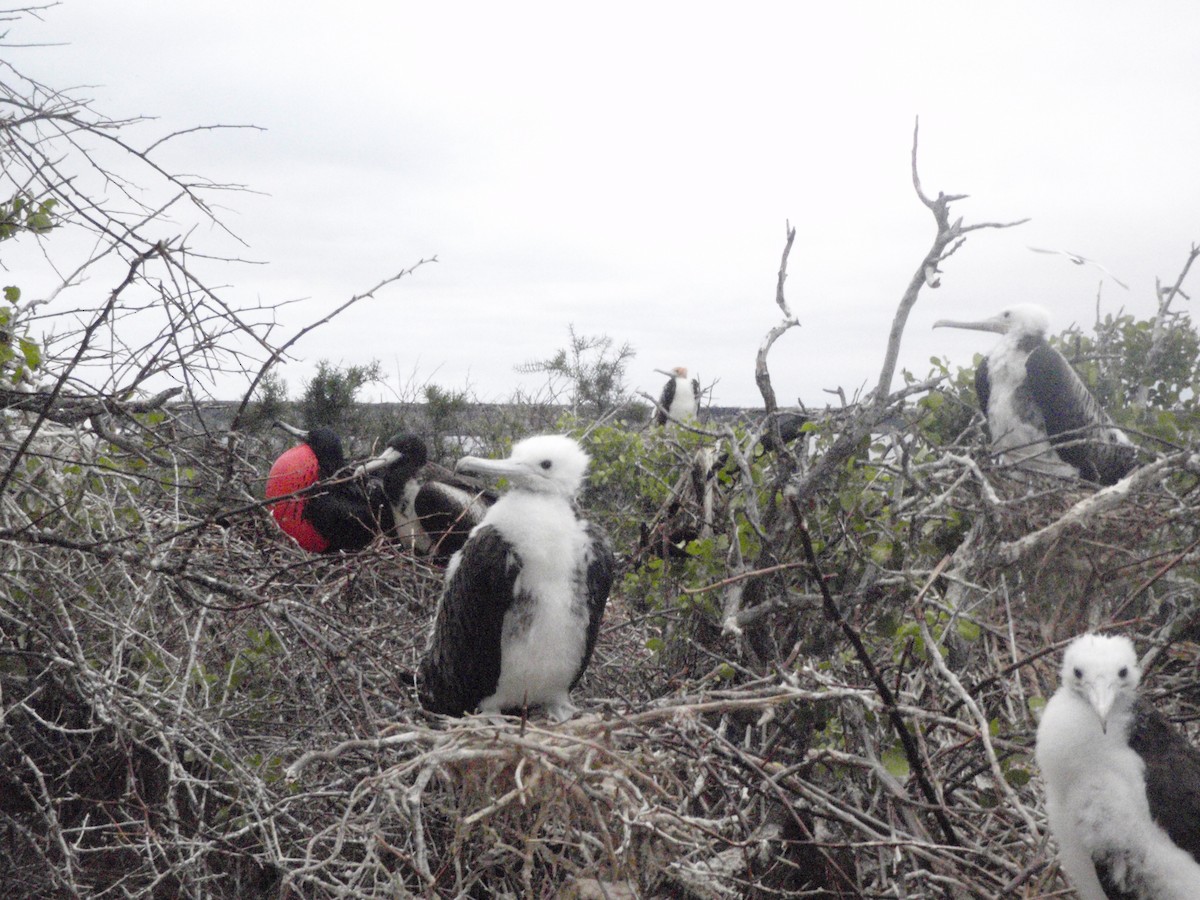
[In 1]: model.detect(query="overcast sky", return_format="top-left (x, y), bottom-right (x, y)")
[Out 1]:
top-left (10, 2), bottom-right (1200, 409)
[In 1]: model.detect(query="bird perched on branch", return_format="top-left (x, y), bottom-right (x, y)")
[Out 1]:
top-left (418, 435), bottom-right (614, 722)
top-left (933, 304), bottom-right (1136, 485)
top-left (653, 366), bottom-right (700, 426)
top-left (1035, 633), bottom-right (1200, 899)
top-left (265, 421), bottom-right (391, 552)
top-left (355, 432), bottom-right (496, 563)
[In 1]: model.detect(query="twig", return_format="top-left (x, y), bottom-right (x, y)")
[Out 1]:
top-left (755, 222), bottom-right (800, 415)
top-left (0, 242), bottom-right (163, 497)
top-left (791, 498), bottom-right (961, 848)
top-left (993, 452), bottom-right (1187, 566)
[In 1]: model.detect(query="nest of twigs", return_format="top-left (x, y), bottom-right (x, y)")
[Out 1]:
top-left (3, 409), bottom-right (1200, 898)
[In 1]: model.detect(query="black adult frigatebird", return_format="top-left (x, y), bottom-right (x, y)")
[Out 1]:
top-left (265, 422), bottom-right (391, 552)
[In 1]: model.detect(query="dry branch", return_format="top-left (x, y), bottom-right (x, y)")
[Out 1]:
top-left (5, 17), bottom-right (1200, 897)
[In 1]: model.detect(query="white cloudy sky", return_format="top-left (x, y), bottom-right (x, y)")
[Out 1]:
top-left (9, 1), bottom-right (1200, 408)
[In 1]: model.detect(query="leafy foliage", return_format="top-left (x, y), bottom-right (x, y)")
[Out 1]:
top-left (0, 192), bottom-right (54, 384)
top-left (245, 369), bottom-right (289, 429)
top-left (0, 296), bottom-right (42, 385)
top-left (1062, 310), bottom-right (1200, 440)
top-left (420, 383), bottom-right (469, 460)
top-left (516, 324), bottom-right (636, 416)
top-left (5, 12), bottom-right (1200, 895)
top-left (0, 193), bottom-right (56, 240)
top-left (299, 358), bottom-right (382, 431)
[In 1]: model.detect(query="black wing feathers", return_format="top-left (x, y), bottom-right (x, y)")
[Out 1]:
top-left (1128, 699), bottom-right (1200, 865)
top-left (1025, 344), bottom-right (1096, 438)
top-left (413, 482), bottom-right (494, 561)
top-left (655, 378), bottom-right (677, 426)
top-left (572, 522), bottom-right (615, 689)
top-left (304, 475), bottom-right (393, 551)
top-left (418, 525), bottom-right (519, 716)
top-left (974, 357), bottom-right (991, 439)
top-left (1025, 344), bottom-right (1136, 485)
top-left (1092, 851), bottom-right (1140, 900)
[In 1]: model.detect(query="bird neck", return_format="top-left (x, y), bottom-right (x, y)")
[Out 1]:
top-left (380, 464), bottom-right (417, 502)
top-left (485, 491), bottom-right (583, 552)
top-left (992, 330), bottom-right (1045, 356)
top-left (1039, 689), bottom-right (1135, 794)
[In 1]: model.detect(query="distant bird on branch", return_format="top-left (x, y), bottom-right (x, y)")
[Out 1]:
top-left (653, 366), bottom-right (700, 426)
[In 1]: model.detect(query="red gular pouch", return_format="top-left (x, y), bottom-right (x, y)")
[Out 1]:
top-left (265, 443), bottom-right (331, 553)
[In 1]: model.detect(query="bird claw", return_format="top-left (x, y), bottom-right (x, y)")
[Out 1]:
top-left (543, 696), bottom-right (578, 723)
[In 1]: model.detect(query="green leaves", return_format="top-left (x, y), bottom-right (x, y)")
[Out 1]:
top-left (882, 744), bottom-right (911, 779)
top-left (18, 337), bottom-right (40, 371)
top-left (1055, 310), bottom-right (1200, 433)
top-left (891, 609), bottom-right (981, 663)
top-left (0, 193), bottom-right (52, 382)
top-left (868, 539), bottom-right (894, 565)
top-left (0, 303), bottom-right (42, 384)
top-left (300, 359), bottom-right (383, 432)
top-left (517, 325), bottom-right (636, 415)
top-left (0, 193), bottom-right (58, 241)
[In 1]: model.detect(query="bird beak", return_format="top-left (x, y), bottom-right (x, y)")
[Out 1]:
top-left (653, 368), bottom-right (674, 378)
top-left (455, 455), bottom-right (527, 481)
top-left (273, 420), bottom-right (307, 439)
top-left (1085, 678), bottom-right (1119, 733)
top-left (354, 446), bottom-right (401, 477)
top-left (931, 316), bottom-right (1006, 334)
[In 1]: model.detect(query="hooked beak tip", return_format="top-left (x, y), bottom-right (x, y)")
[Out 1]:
top-left (1086, 680), bottom-right (1119, 734)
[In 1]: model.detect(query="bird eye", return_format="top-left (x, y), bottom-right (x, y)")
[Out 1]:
top-left (540, 459), bottom-right (552, 470)
top-left (1073, 667), bottom-right (1083, 679)
top-left (1118, 667), bottom-right (1128, 679)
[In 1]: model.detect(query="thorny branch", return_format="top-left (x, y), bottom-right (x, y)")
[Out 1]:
top-left (793, 502), bottom-right (960, 848)
top-left (0, 243), bottom-right (163, 496)
top-left (874, 117), bottom-right (1030, 406)
top-left (5, 11), bottom-right (1200, 897)
top-left (229, 257), bottom-right (439, 434)
top-left (1135, 243), bottom-right (1200, 409)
